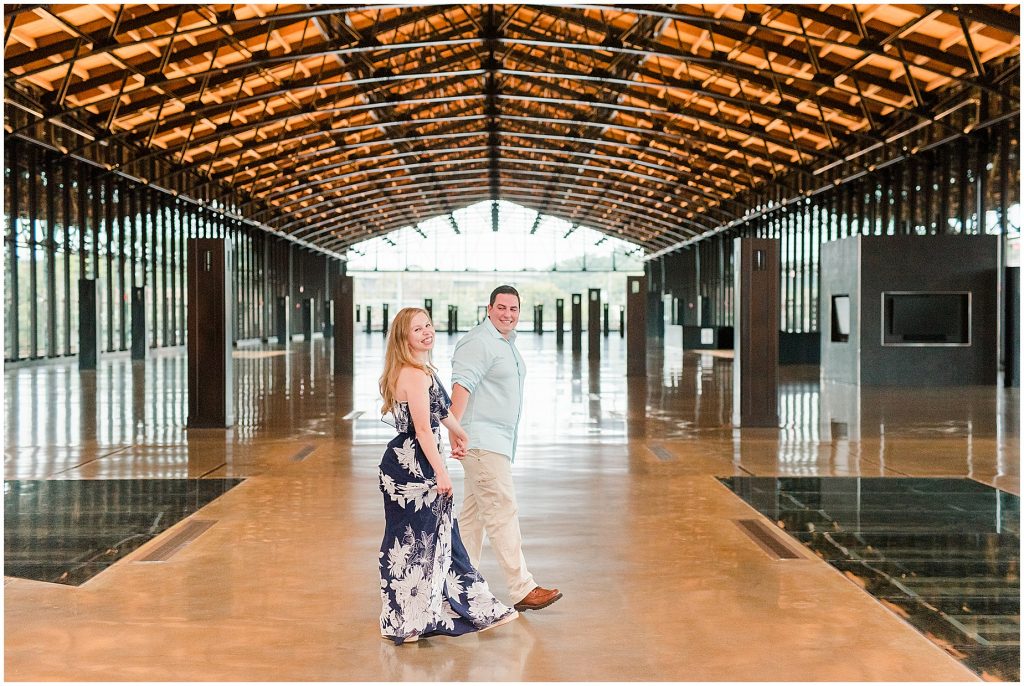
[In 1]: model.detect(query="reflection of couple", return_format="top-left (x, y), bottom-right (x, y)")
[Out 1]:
top-left (376, 286), bottom-right (562, 645)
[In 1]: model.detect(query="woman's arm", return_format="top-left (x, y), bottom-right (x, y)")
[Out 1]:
top-left (398, 367), bottom-right (453, 495)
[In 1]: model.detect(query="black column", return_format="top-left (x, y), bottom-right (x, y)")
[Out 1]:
top-left (571, 293), bottom-right (582, 354)
top-left (131, 286), bottom-right (146, 360)
top-left (78, 278), bottom-right (99, 370)
top-left (732, 238), bottom-right (779, 427)
top-left (276, 296), bottom-right (290, 344)
top-left (619, 305), bottom-right (625, 337)
top-left (626, 276), bottom-right (647, 377)
top-left (382, 304), bottom-right (389, 335)
top-left (603, 303), bottom-right (609, 336)
top-left (187, 238), bottom-right (233, 428)
top-left (536, 304), bottom-right (543, 334)
top-left (1006, 267), bottom-right (1020, 387)
top-left (424, 298), bottom-right (432, 320)
top-left (588, 288), bottom-right (600, 358)
top-left (555, 298), bottom-right (564, 346)
top-left (365, 306), bottom-right (372, 334)
top-left (302, 298), bottom-right (314, 341)
top-left (334, 275), bottom-right (354, 376)
top-left (448, 305), bottom-right (457, 334)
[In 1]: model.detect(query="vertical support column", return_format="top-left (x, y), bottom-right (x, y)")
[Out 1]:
top-left (276, 296), bottom-right (290, 344)
top-left (571, 293), bottom-right (582, 354)
top-left (555, 298), bottom-right (564, 346)
top-left (302, 298), bottom-right (314, 341)
top-left (131, 286), bottom-right (146, 360)
top-left (536, 304), bottom-right (543, 334)
top-left (382, 303), bottom-right (389, 336)
top-left (1006, 266), bottom-right (1019, 387)
top-left (266, 237), bottom-right (274, 341)
top-left (588, 288), bottom-right (600, 358)
top-left (626, 275), bottom-right (647, 377)
top-left (7, 136), bottom-right (20, 360)
top-left (187, 238), bottom-right (233, 428)
top-left (79, 278), bottom-right (99, 370)
top-left (1000, 126), bottom-right (1013, 385)
top-left (424, 298), bottom-right (432, 320)
top-left (334, 275), bottom-right (354, 376)
top-left (365, 306), bottom-right (372, 334)
top-left (619, 305), bottom-right (625, 337)
top-left (603, 302), bottom-right (609, 336)
top-left (323, 300), bottom-right (334, 339)
top-left (732, 238), bottom-right (779, 427)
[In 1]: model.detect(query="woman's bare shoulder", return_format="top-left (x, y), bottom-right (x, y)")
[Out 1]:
top-left (396, 366), bottom-right (431, 389)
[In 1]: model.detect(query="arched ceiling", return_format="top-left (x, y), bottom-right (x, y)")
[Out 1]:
top-left (4, 4), bottom-right (1020, 257)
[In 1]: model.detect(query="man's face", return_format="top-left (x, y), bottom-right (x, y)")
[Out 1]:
top-left (487, 293), bottom-right (520, 337)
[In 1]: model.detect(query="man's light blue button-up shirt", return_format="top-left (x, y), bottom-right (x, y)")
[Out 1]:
top-left (451, 317), bottom-right (526, 462)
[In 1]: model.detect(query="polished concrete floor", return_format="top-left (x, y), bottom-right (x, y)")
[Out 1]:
top-left (4, 328), bottom-right (1019, 681)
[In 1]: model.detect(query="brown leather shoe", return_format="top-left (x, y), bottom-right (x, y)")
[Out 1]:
top-left (513, 586), bottom-right (562, 611)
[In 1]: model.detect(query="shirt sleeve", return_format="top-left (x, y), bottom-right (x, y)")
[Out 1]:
top-left (451, 335), bottom-right (489, 394)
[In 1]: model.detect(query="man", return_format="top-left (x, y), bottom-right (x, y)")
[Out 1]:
top-left (450, 285), bottom-right (562, 612)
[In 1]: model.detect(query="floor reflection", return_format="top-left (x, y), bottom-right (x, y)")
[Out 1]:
top-left (720, 476), bottom-right (1020, 681)
top-left (4, 478), bottom-right (244, 585)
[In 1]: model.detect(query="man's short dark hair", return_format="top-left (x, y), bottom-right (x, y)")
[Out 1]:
top-left (489, 285), bottom-right (520, 306)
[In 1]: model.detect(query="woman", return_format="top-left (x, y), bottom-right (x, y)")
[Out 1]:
top-left (377, 307), bottom-right (518, 645)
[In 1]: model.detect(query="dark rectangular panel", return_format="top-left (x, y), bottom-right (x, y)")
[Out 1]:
top-left (626, 275), bottom-right (647, 377)
top-left (302, 298), bottom-right (314, 341)
top-left (276, 296), bottom-right (290, 343)
top-left (334, 275), bottom-right (354, 375)
top-left (555, 298), bottom-right (564, 346)
top-left (570, 293), bottom-right (582, 354)
top-left (587, 288), bottom-right (600, 358)
top-left (187, 238), bottom-right (233, 428)
top-left (131, 286), bottom-right (146, 359)
top-left (733, 238), bottom-right (779, 427)
top-left (78, 279), bottom-right (99, 370)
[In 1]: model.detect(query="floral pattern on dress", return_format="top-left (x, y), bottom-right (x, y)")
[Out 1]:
top-left (378, 375), bottom-right (516, 644)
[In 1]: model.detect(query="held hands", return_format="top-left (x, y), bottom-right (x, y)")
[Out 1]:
top-left (448, 428), bottom-right (469, 460)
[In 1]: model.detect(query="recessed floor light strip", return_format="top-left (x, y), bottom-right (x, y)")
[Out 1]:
top-left (734, 519), bottom-right (802, 560)
top-left (647, 445), bottom-right (674, 461)
top-left (139, 520), bottom-right (217, 562)
top-left (291, 445), bottom-right (317, 462)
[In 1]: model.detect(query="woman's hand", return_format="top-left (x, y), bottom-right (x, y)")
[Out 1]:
top-left (435, 469), bottom-right (454, 496)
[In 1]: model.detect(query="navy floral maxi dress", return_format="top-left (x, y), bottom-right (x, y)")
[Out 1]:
top-left (378, 374), bottom-right (516, 644)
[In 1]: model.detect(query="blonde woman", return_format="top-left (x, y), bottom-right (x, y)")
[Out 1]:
top-left (377, 307), bottom-right (518, 645)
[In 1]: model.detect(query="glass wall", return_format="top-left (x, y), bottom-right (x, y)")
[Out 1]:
top-left (655, 118), bottom-right (1020, 337)
top-left (4, 138), bottom-right (343, 363)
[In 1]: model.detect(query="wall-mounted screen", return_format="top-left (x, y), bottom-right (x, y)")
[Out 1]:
top-left (831, 295), bottom-right (850, 343)
top-left (882, 292), bottom-right (970, 346)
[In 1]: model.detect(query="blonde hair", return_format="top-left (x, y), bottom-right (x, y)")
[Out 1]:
top-left (379, 307), bottom-right (437, 415)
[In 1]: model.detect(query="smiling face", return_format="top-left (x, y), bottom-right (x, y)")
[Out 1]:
top-left (405, 311), bottom-right (435, 356)
top-left (487, 293), bottom-right (520, 338)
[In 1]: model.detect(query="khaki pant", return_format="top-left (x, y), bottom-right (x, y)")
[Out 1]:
top-left (458, 448), bottom-right (536, 603)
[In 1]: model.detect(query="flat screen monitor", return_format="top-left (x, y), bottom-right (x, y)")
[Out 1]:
top-left (882, 292), bottom-right (970, 345)
top-left (831, 295), bottom-right (850, 343)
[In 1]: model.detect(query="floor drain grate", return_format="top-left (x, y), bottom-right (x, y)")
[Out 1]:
top-left (139, 520), bottom-right (217, 562)
top-left (734, 519), bottom-right (802, 560)
top-left (647, 445), bottom-right (673, 461)
top-left (291, 445), bottom-right (317, 462)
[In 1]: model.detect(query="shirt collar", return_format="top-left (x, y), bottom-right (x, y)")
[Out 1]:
top-left (483, 315), bottom-right (517, 343)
